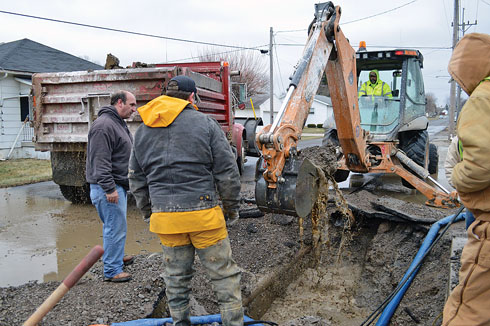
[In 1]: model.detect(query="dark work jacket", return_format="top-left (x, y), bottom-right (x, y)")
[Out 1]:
top-left (128, 104), bottom-right (240, 217)
top-left (86, 106), bottom-right (133, 193)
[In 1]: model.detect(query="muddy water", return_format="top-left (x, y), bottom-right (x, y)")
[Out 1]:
top-left (0, 182), bottom-right (161, 287)
top-left (263, 264), bottom-right (371, 325)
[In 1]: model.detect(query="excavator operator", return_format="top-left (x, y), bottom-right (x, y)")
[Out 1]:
top-left (358, 69), bottom-right (393, 98)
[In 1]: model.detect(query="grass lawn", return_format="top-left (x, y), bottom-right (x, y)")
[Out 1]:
top-left (302, 127), bottom-right (325, 134)
top-left (0, 159), bottom-right (52, 188)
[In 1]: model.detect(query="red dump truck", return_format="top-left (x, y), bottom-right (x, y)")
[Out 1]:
top-left (32, 61), bottom-right (257, 203)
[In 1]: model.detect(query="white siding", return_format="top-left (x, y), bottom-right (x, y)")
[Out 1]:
top-left (305, 100), bottom-right (331, 126)
top-left (0, 75), bottom-right (38, 159)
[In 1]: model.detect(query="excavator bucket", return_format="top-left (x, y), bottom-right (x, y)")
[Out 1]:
top-left (295, 158), bottom-right (323, 218)
top-left (255, 156), bottom-right (322, 218)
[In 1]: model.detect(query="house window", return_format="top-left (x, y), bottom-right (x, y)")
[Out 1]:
top-left (20, 96), bottom-right (29, 121)
top-left (309, 107), bottom-right (315, 115)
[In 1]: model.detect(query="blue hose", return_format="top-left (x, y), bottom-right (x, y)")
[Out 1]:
top-left (375, 211), bottom-right (465, 326)
top-left (111, 314), bottom-right (263, 326)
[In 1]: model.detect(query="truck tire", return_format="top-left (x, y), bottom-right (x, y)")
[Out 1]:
top-left (237, 141), bottom-right (246, 175)
top-left (59, 184), bottom-right (91, 204)
top-left (398, 130), bottom-right (428, 188)
top-left (428, 143), bottom-right (439, 175)
top-left (322, 128), bottom-right (350, 182)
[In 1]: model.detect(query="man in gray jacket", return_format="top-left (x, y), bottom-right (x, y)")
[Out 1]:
top-left (129, 76), bottom-right (243, 325)
top-left (86, 90), bottom-right (136, 282)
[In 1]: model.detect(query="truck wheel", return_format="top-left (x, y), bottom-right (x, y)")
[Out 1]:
top-left (398, 130), bottom-right (428, 188)
top-left (59, 184), bottom-right (91, 204)
top-left (236, 141), bottom-right (246, 175)
top-left (428, 143), bottom-right (439, 175)
top-left (322, 128), bottom-right (350, 182)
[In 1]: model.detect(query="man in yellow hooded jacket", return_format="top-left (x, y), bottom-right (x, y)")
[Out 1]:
top-left (128, 75), bottom-right (243, 326)
top-left (358, 69), bottom-right (392, 98)
top-left (442, 33), bottom-right (490, 326)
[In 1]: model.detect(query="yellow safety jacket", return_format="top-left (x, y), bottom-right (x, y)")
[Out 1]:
top-left (358, 69), bottom-right (392, 98)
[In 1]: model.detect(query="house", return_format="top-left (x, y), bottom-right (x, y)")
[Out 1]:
top-left (0, 38), bottom-right (103, 160)
top-left (235, 93), bottom-right (269, 122)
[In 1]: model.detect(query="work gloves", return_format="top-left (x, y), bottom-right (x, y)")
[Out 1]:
top-left (225, 210), bottom-right (240, 227)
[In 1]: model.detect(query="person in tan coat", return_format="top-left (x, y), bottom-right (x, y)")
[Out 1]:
top-left (442, 33), bottom-right (490, 326)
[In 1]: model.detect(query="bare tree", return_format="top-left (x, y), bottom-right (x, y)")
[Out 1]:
top-left (425, 92), bottom-right (438, 117)
top-left (198, 48), bottom-right (269, 96)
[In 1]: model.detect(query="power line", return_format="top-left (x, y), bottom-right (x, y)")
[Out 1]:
top-left (482, 0), bottom-right (490, 6)
top-left (275, 0), bottom-right (419, 33)
top-left (0, 9), bottom-right (263, 51)
top-left (342, 0), bottom-right (418, 24)
top-left (441, 0), bottom-right (452, 37)
top-left (273, 36), bottom-right (286, 91)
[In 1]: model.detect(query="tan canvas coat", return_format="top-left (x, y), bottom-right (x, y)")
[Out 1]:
top-left (443, 33), bottom-right (490, 326)
top-left (449, 33), bottom-right (490, 222)
top-left (444, 136), bottom-right (460, 189)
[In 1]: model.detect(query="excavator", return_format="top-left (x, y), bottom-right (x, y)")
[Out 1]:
top-left (255, 2), bottom-right (459, 218)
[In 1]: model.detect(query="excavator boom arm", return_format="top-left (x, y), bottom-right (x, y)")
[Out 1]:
top-left (256, 4), bottom-right (368, 188)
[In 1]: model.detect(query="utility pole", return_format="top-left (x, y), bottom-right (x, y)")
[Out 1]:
top-left (448, 0), bottom-right (459, 139)
top-left (269, 27), bottom-right (274, 125)
top-left (455, 8), bottom-right (477, 121)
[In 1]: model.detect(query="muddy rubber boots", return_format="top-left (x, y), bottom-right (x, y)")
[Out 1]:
top-left (162, 244), bottom-right (195, 326)
top-left (162, 237), bottom-right (243, 326)
top-left (196, 238), bottom-right (243, 326)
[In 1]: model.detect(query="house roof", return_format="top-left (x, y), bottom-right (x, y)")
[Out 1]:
top-left (0, 38), bottom-right (102, 73)
top-left (245, 93), bottom-right (269, 109)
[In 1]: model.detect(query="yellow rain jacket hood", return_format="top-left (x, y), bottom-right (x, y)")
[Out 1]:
top-left (137, 95), bottom-right (198, 127)
top-left (448, 33), bottom-right (490, 95)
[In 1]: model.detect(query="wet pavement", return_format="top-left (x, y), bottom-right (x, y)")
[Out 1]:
top-left (0, 117), bottom-right (452, 287)
top-left (0, 182), bottom-right (162, 286)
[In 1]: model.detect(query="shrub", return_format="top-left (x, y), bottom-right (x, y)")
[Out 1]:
top-left (317, 124), bottom-right (323, 128)
top-left (307, 124), bottom-right (316, 128)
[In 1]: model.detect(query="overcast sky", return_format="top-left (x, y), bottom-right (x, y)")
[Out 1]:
top-left (1, 0), bottom-right (489, 105)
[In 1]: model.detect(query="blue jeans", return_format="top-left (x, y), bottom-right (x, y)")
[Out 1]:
top-left (90, 184), bottom-right (128, 278)
top-left (464, 210), bottom-right (476, 230)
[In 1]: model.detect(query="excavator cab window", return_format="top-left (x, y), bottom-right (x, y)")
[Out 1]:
top-left (357, 68), bottom-right (402, 134)
top-left (403, 58), bottom-right (426, 124)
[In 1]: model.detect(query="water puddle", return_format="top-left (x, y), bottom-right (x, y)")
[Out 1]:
top-left (0, 182), bottom-right (161, 287)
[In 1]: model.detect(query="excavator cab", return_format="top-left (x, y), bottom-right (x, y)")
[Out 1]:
top-left (325, 49), bottom-right (428, 138)
top-left (356, 50), bottom-right (427, 139)
top-left (323, 49), bottom-right (436, 185)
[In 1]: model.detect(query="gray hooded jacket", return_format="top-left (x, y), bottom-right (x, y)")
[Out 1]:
top-left (128, 100), bottom-right (240, 219)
